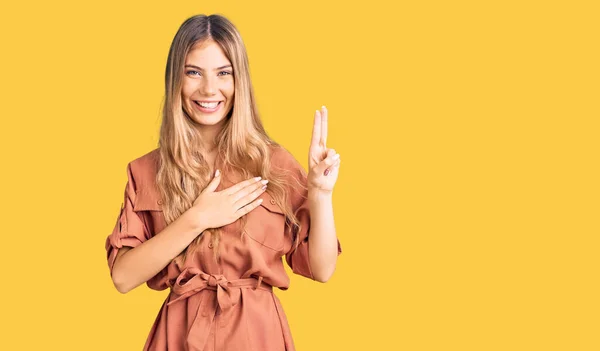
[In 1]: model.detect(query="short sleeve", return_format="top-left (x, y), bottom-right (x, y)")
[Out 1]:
top-left (105, 163), bottom-right (150, 277)
top-left (283, 152), bottom-right (342, 280)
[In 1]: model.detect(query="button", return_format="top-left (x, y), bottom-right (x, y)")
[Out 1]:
top-left (157, 199), bottom-right (163, 205)
top-left (270, 199), bottom-right (276, 205)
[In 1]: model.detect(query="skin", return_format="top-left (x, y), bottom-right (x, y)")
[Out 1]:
top-left (305, 106), bottom-right (341, 282)
top-left (111, 41), bottom-right (340, 293)
top-left (182, 39), bottom-right (235, 170)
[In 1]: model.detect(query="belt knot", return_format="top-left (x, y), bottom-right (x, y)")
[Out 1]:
top-left (165, 268), bottom-right (274, 351)
top-left (207, 274), bottom-right (222, 287)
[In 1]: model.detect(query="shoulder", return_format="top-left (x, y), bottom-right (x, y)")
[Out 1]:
top-left (268, 144), bottom-right (308, 205)
top-left (129, 148), bottom-right (160, 172)
top-left (268, 144), bottom-right (306, 176)
top-left (126, 148), bottom-right (161, 191)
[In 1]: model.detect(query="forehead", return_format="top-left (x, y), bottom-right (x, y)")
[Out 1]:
top-left (186, 40), bottom-right (231, 68)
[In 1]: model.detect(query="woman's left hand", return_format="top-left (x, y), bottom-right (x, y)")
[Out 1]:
top-left (307, 106), bottom-right (341, 194)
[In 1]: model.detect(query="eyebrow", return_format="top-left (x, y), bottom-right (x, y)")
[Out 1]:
top-left (184, 64), bottom-right (232, 71)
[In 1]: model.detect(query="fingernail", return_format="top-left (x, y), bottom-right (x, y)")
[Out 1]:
top-left (324, 169), bottom-right (330, 176)
top-left (333, 153), bottom-right (340, 160)
top-left (261, 179), bottom-right (269, 185)
top-left (254, 176), bottom-right (261, 181)
top-left (215, 169), bottom-right (220, 176)
top-left (262, 185), bottom-right (267, 190)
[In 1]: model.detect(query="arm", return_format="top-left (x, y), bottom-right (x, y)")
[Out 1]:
top-left (307, 190), bottom-right (339, 282)
top-left (305, 105), bottom-right (342, 282)
top-left (111, 211), bottom-right (206, 294)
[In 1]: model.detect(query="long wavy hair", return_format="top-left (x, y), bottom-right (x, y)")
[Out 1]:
top-left (156, 14), bottom-right (303, 267)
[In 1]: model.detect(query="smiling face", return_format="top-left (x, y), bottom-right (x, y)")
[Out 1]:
top-left (181, 39), bottom-right (234, 133)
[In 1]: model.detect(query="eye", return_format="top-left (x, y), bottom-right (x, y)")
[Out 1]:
top-left (186, 70), bottom-right (200, 76)
top-left (218, 71), bottom-right (232, 76)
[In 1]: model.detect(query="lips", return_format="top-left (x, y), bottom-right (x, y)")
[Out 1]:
top-left (195, 101), bottom-right (221, 108)
top-left (192, 100), bottom-right (223, 113)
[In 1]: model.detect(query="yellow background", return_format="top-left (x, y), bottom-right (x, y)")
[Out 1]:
top-left (1, 0), bottom-right (598, 350)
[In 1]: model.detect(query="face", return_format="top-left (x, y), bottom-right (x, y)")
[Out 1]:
top-left (181, 39), bottom-right (234, 131)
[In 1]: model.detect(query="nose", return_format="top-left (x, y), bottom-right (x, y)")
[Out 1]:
top-left (200, 75), bottom-right (217, 96)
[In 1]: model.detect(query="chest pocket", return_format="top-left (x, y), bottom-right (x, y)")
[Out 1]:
top-left (133, 189), bottom-right (165, 237)
top-left (245, 191), bottom-right (287, 251)
top-left (133, 188), bottom-right (163, 211)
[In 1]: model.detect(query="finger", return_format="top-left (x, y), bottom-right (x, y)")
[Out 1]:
top-left (318, 148), bottom-right (334, 162)
top-left (203, 169), bottom-right (222, 193)
top-left (232, 178), bottom-right (268, 204)
top-left (222, 175), bottom-right (262, 195)
top-left (310, 109), bottom-right (321, 149)
top-left (315, 149), bottom-right (339, 174)
top-left (326, 148), bottom-right (335, 158)
top-left (324, 158), bottom-right (341, 176)
top-left (233, 181), bottom-right (267, 209)
top-left (321, 105), bottom-right (328, 146)
top-left (235, 197), bottom-right (264, 217)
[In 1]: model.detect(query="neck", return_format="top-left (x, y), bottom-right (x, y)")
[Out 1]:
top-left (195, 124), bottom-right (224, 154)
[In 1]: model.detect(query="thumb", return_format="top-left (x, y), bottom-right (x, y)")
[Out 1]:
top-left (203, 169), bottom-right (221, 193)
top-left (315, 149), bottom-right (338, 175)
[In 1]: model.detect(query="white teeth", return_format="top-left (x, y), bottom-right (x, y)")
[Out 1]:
top-left (197, 101), bottom-right (219, 108)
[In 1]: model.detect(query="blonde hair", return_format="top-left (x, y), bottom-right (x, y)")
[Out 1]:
top-left (156, 14), bottom-right (303, 267)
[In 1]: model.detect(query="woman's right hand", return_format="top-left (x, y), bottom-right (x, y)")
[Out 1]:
top-left (187, 170), bottom-right (268, 231)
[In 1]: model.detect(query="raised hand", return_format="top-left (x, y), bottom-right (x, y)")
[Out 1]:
top-left (188, 171), bottom-right (269, 230)
top-left (308, 106), bottom-right (341, 194)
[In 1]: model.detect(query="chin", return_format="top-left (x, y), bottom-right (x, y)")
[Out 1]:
top-left (194, 117), bottom-right (227, 127)
top-left (186, 106), bottom-right (231, 127)
top-left (188, 111), bottom-right (220, 122)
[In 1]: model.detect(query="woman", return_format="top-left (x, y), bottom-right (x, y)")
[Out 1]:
top-left (105, 14), bottom-right (342, 351)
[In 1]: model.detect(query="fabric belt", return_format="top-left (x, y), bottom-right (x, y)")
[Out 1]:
top-left (166, 267), bottom-right (272, 351)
